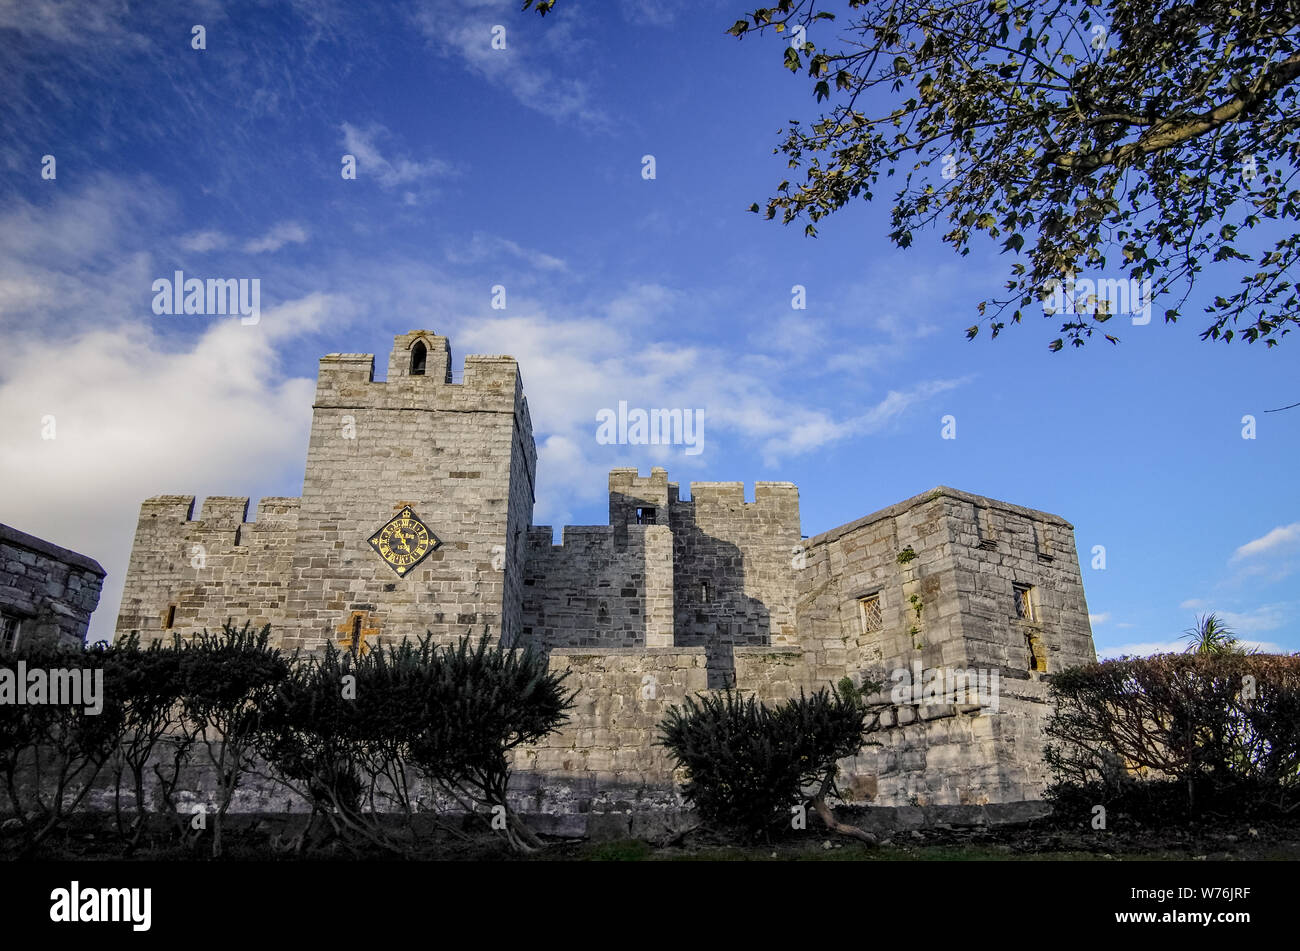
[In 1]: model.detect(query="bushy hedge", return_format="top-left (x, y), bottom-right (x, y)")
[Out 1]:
top-left (256, 635), bottom-right (573, 853)
top-left (658, 681), bottom-right (879, 841)
top-left (1045, 653), bottom-right (1300, 819)
top-left (0, 638), bottom-right (123, 852)
top-left (1, 624), bottom-right (573, 856)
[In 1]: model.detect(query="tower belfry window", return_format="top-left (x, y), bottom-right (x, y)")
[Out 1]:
top-left (410, 340), bottom-right (427, 376)
top-left (634, 507), bottom-right (655, 525)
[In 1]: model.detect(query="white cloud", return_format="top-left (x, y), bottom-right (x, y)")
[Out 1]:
top-left (243, 221), bottom-right (309, 254)
top-left (339, 122), bottom-right (452, 190)
top-left (180, 230), bottom-right (230, 253)
top-left (0, 175), bottom-right (350, 645)
top-left (1088, 612), bottom-right (1110, 625)
top-left (0, 299), bottom-right (345, 645)
top-left (1232, 522), bottom-right (1300, 561)
top-left (1214, 603), bottom-right (1293, 635)
top-left (1097, 636), bottom-right (1287, 659)
top-left (1096, 641), bottom-right (1184, 659)
top-left (410, 1), bottom-right (605, 126)
top-left (181, 223), bottom-right (309, 255)
top-left (0, 0), bottom-right (149, 48)
top-left (445, 233), bottom-right (568, 273)
top-left (452, 305), bottom-right (966, 520)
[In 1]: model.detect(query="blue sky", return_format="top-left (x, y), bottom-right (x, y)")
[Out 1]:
top-left (0, 0), bottom-right (1296, 653)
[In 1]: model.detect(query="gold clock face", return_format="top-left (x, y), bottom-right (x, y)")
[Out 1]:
top-left (367, 507), bottom-right (441, 576)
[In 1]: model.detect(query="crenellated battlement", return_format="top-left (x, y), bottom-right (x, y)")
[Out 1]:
top-left (526, 522), bottom-right (669, 554)
top-left (138, 495), bottom-right (197, 521)
top-left (135, 496), bottom-right (301, 529)
top-left (313, 332), bottom-right (529, 420)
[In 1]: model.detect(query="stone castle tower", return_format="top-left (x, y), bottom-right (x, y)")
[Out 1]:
top-left (116, 331), bottom-right (1096, 816)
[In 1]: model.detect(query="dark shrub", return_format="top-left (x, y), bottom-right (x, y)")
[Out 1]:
top-left (402, 635), bottom-right (574, 852)
top-left (658, 682), bottom-right (876, 841)
top-left (0, 638), bottom-right (123, 851)
top-left (175, 621), bottom-right (291, 857)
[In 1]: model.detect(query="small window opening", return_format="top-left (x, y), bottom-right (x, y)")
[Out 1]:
top-left (1014, 584), bottom-right (1036, 622)
top-left (0, 612), bottom-right (21, 652)
top-left (410, 340), bottom-right (427, 376)
top-left (634, 507), bottom-right (655, 525)
top-left (701, 581), bottom-right (710, 603)
top-left (858, 595), bottom-right (882, 634)
top-left (164, 605), bottom-right (176, 629)
top-left (353, 615), bottom-right (362, 640)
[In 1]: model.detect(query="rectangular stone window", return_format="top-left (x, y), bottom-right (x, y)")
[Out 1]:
top-left (700, 581), bottom-right (710, 603)
top-left (164, 605), bottom-right (176, 629)
top-left (858, 594), bottom-right (882, 635)
top-left (635, 507), bottom-right (655, 525)
top-left (0, 611), bottom-right (20, 652)
top-left (1014, 583), bottom-right (1036, 622)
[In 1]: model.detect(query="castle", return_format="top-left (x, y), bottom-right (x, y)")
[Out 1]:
top-left (116, 331), bottom-right (1096, 820)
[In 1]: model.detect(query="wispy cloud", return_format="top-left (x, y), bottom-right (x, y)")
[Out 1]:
top-left (339, 122), bottom-right (453, 194)
top-left (179, 230), bottom-right (230, 253)
top-left (1232, 522), bottom-right (1300, 561)
top-left (1096, 640), bottom-right (1184, 659)
top-left (446, 233), bottom-right (568, 273)
top-left (244, 222), bottom-right (309, 254)
top-left (410, 0), bottom-right (606, 126)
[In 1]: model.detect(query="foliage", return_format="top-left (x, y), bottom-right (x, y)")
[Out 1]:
top-left (1181, 612), bottom-right (1252, 655)
top-left (256, 634), bottom-right (577, 855)
top-left (1, 624), bottom-right (578, 858)
top-left (1044, 652), bottom-right (1300, 817)
top-left (401, 635), bottom-right (575, 853)
top-left (175, 621), bottom-right (292, 857)
top-left (0, 638), bottom-right (124, 852)
top-left (526, 1), bottom-right (1300, 350)
top-left (658, 680), bottom-right (880, 841)
top-left (256, 640), bottom-right (412, 853)
top-left (103, 634), bottom-right (188, 852)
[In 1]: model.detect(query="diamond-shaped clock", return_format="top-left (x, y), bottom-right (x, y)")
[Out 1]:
top-left (367, 506), bottom-right (441, 577)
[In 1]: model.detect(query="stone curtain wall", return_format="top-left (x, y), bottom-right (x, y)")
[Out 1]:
top-left (521, 525), bottom-right (673, 649)
top-left (114, 496), bottom-right (298, 644)
top-left (510, 647), bottom-right (708, 823)
top-left (0, 523), bottom-right (105, 649)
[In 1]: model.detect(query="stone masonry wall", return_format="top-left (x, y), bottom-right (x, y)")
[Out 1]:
top-left (669, 480), bottom-right (801, 687)
top-left (510, 647), bottom-right (708, 823)
top-left (521, 524), bottom-right (672, 648)
top-left (0, 523), bottom-right (106, 649)
top-left (791, 487), bottom-right (1095, 805)
top-left (278, 338), bottom-right (534, 652)
top-left (114, 496), bottom-right (298, 643)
